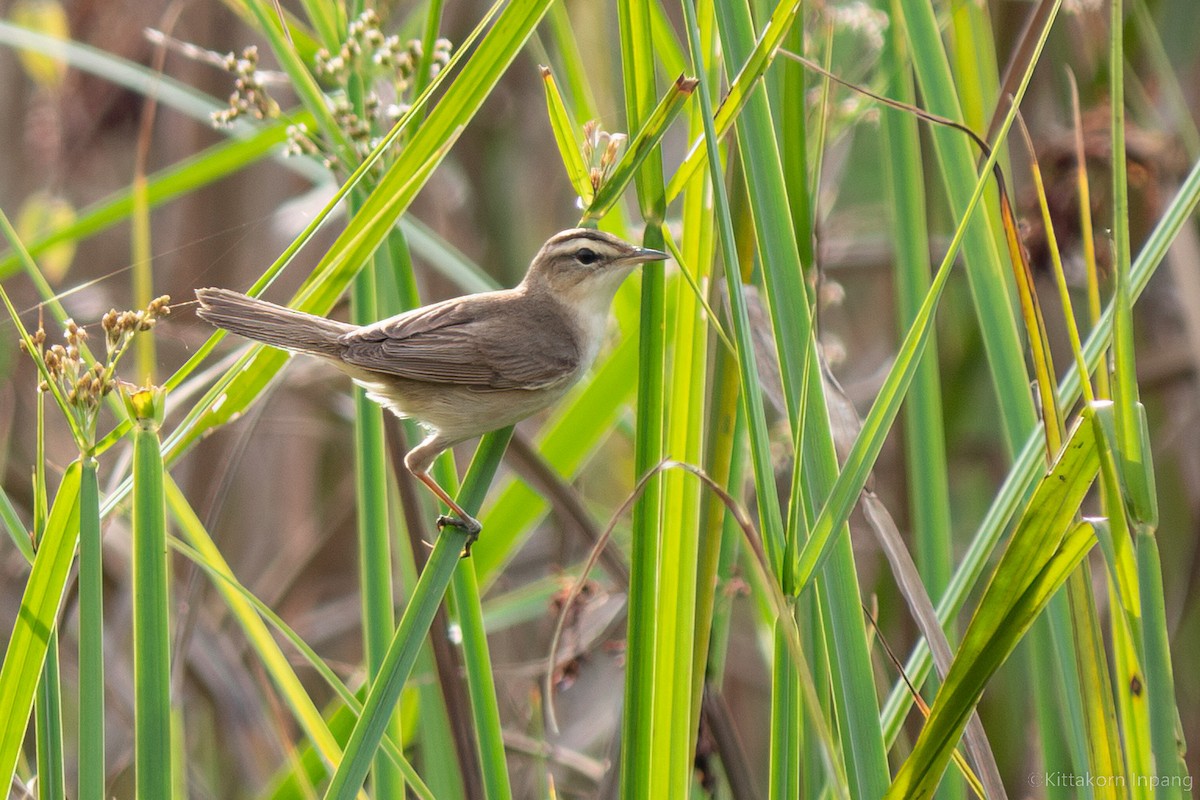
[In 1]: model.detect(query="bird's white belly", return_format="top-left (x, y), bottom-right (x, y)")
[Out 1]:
top-left (356, 377), bottom-right (573, 443)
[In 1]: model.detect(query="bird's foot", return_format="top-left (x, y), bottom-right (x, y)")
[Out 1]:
top-left (436, 514), bottom-right (482, 557)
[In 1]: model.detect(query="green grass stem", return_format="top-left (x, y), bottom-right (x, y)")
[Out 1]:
top-left (128, 388), bottom-right (172, 800)
top-left (449, 559), bottom-right (513, 800)
top-left (35, 631), bottom-right (65, 800)
top-left (615, 0), bottom-right (669, 794)
top-left (77, 457), bottom-right (105, 800)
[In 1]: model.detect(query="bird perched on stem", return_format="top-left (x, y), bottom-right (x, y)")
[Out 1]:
top-left (196, 227), bottom-right (666, 550)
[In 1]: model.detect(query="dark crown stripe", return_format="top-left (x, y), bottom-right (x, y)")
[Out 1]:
top-left (544, 229), bottom-right (626, 258)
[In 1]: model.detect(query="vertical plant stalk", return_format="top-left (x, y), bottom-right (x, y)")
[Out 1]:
top-left (350, 227), bottom-right (403, 799)
top-left (683, 2), bottom-right (730, 747)
top-left (322, 429), bottom-right (512, 800)
top-left (127, 386), bottom-right (172, 800)
top-left (616, 0), bottom-right (668, 795)
top-left (78, 456), bottom-right (105, 800)
top-left (1109, 0), bottom-right (1185, 790)
top-left (712, 0), bottom-right (890, 795)
top-left (353, 385), bottom-right (401, 798)
top-left (691, 339), bottom-right (740, 720)
top-left (385, 236), bottom-right (473, 800)
top-left (35, 631), bottom-right (65, 800)
top-left (623, 225), bottom-right (665, 798)
top-left (895, 0), bottom-right (1037, 450)
top-left (34, 390), bottom-right (65, 800)
top-left (654, 226), bottom-right (707, 796)
top-left (411, 0), bottom-right (446, 103)
top-left (1137, 532), bottom-right (1187, 798)
top-left (680, 4), bottom-right (807, 797)
top-left (880, 0), bottom-right (954, 615)
top-left (768, 616), bottom-right (801, 800)
top-left (449, 559), bottom-right (513, 800)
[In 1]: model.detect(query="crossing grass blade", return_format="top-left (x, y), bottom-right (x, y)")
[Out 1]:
top-left (162, 479), bottom-right (432, 798)
top-left (664, 0), bottom-right (803, 202)
top-left (162, 480), bottom-right (347, 772)
top-left (0, 117), bottom-right (308, 281)
top-left (0, 461), bottom-right (80, 794)
top-left (0, 216), bottom-right (85, 446)
top-left (322, 429), bottom-right (512, 800)
top-left (0, 485), bottom-right (33, 564)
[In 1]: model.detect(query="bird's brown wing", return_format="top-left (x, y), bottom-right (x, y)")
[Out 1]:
top-left (338, 293), bottom-right (582, 390)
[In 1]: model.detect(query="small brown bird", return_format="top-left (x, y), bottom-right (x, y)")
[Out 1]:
top-left (195, 228), bottom-right (666, 542)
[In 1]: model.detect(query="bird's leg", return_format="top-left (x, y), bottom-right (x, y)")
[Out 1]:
top-left (405, 432), bottom-right (482, 555)
top-left (413, 470), bottom-right (482, 555)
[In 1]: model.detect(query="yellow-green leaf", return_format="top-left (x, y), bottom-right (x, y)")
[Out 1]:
top-left (889, 410), bottom-right (1101, 799)
top-left (0, 460), bottom-right (81, 792)
top-left (540, 66), bottom-right (593, 204)
top-left (15, 191), bottom-right (75, 283)
top-left (9, 0), bottom-right (68, 89)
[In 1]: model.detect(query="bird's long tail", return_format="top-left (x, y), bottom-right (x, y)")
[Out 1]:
top-left (195, 288), bottom-right (353, 359)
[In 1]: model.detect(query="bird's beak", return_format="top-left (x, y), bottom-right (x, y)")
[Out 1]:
top-left (621, 247), bottom-right (670, 265)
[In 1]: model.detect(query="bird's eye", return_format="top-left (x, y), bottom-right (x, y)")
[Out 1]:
top-left (575, 248), bottom-right (599, 265)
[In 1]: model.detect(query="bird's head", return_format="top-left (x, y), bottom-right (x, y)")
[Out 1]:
top-left (522, 228), bottom-right (668, 307)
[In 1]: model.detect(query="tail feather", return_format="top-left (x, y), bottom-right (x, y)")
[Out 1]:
top-left (195, 288), bottom-right (354, 359)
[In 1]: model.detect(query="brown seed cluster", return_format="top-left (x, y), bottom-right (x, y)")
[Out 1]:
top-left (215, 12), bottom-right (453, 170)
top-left (315, 9), bottom-right (451, 95)
top-left (211, 47), bottom-right (280, 127)
top-left (581, 121), bottom-right (627, 194)
top-left (21, 296), bottom-right (171, 418)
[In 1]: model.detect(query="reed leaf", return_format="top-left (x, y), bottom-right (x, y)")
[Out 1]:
top-left (890, 409), bottom-right (1102, 798)
top-left (0, 461), bottom-right (80, 793)
top-left (880, 155), bottom-right (1200, 746)
top-left (540, 66), bottom-right (594, 204)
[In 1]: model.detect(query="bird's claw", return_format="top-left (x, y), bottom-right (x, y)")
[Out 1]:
top-left (436, 514), bottom-right (482, 557)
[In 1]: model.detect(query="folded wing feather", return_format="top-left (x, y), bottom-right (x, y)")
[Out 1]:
top-left (338, 292), bottom-right (582, 391)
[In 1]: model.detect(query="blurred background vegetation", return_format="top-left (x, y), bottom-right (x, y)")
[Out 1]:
top-left (1, 0), bottom-right (1199, 797)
